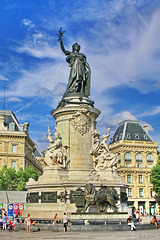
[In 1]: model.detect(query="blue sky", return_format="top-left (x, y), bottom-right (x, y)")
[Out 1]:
top-left (0, 0), bottom-right (160, 151)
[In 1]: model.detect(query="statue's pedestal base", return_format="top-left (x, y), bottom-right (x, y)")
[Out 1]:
top-left (23, 168), bottom-right (128, 219)
top-left (23, 95), bottom-right (128, 219)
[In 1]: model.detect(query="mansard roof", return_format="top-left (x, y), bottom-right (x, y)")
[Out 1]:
top-left (0, 110), bottom-right (29, 132)
top-left (109, 120), bottom-right (152, 144)
top-left (33, 143), bottom-right (44, 157)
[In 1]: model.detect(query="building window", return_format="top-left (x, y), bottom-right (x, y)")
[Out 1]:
top-left (11, 161), bottom-right (16, 169)
top-left (128, 188), bottom-right (132, 197)
top-left (139, 175), bottom-right (143, 183)
top-left (150, 175), bottom-right (152, 182)
top-left (139, 188), bottom-right (143, 197)
top-left (12, 145), bottom-right (17, 153)
top-left (118, 153), bottom-right (121, 163)
top-left (151, 188), bottom-right (155, 198)
top-left (135, 134), bottom-right (140, 140)
top-left (125, 152), bottom-right (132, 161)
top-left (127, 174), bottom-right (131, 183)
top-left (136, 153), bottom-right (142, 162)
top-left (138, 164), bottom-right (141, 168)
top-left (9, 122), bottom-right (15, 131)
top-left (149, 164), bottom-right (153, 168)
top-left (126, 163), bottom-right (130, 168)
top-left (126, 133), bottom-right (131, 139)
top-left (143, 134), bottom-right (148, 140)
top-left (115, 135), bottom-right (119, 141)
top-left (147, 153), bottom-right (153, 162)
top-left (119, 134), bottom-right (122, 140)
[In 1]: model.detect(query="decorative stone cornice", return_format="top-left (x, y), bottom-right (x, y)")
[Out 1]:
top-left (0, 134), bottom-right (25, 139)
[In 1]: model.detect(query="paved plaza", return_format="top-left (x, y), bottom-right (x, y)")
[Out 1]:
top-left (0, 229), bottom-right (159, 240)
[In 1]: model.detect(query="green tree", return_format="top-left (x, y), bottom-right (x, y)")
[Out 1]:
top-left (16, 166), bottom-right (41, 191)
top-left (151, 155), bottom-right (160, 196)
top-left (0, 165), bottom-right (41, 191)
top-left (0, 165), bottom-right (17, 190)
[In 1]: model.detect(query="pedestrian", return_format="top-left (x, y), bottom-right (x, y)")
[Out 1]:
top-left (12, 218), bottom-right (17, 230)
top-left (19, 215), bottom-right (23, 223)
top-left (127, 216), bottom-right (136, 231)
top-left (63, 212), bottom-right (69, 232)
top-left (25, 213), bottom-right (31, 233)
top-left (2, 213), bottom-right (7, 230)
top-left (84, 219), bottom-right (89, 225)
top-left (54, 213), bottom-right (58, 225)
top-left (150, 215), bottom-right (158, 229)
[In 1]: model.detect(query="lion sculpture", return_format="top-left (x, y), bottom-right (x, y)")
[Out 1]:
top-left (84, 183), bottom-right (118, 212)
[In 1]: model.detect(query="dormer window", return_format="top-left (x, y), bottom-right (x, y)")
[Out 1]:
top-left (115, 135), bottom-right (119, 141)
top-left (135, 134), bottom-right (140, 140)
top-left (119, 134), bottom-right (122, 140)
top-left (143, 134), bottom-right (148, 140)
top-left (9, 122), bottom-right (15, 131)
top-left (126, 133), bottom-right (131, 139)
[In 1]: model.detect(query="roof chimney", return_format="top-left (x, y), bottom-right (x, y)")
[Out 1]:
top-left (143, 125), bottom-right (148, 133)
top-left (0, 115), bottom-right (7, 130)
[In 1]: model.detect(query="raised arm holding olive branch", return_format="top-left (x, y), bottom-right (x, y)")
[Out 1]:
top-left (57, 28), bottom-right (91, 96)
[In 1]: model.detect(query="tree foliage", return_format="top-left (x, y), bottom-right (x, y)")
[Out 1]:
top-left (0, 165), bottom-right (41, 191)
top-left (151, 155), bottom-right (160, 196)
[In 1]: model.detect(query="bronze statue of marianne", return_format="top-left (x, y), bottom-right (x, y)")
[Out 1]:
top-left (57, 28), bottom-right (91, 96)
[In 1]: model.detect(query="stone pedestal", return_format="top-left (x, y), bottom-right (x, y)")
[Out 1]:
top-left (51, 96), bottom-right (100, 172)
top-left (23, 95), bottom-right (128, 219)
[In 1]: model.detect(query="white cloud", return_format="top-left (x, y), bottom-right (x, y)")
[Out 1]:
top-left (0, 75), bottom-right (9, 81)
top-left (16, 45), bottom-right (63, 59)
top-left (22, 19), bottom-right (35, 28)
top-left (8, 97), bottom-right (21, 102)
top-left (97, 111), bottom-right (137, 129)
top-left (15, 98), bottom-right (36, 113)
top-left (138, 106), bottom-right (160, 117)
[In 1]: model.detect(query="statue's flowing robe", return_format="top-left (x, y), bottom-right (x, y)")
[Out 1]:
top-left (65, 52), bottom-right (90, 96)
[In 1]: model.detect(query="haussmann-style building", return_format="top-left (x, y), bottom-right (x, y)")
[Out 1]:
top-left (0, 110), bottom-right (43, 173)
top-left (109, 120), bottom-right (158, 215)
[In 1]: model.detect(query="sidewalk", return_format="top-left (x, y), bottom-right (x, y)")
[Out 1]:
top-left (0, 229), bottom-right (159, 240)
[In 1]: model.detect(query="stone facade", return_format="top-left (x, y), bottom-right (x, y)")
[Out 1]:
top-left (109, 120), bottom-right (158, 215)
top-left (0, 110), bottom-right (43, 172)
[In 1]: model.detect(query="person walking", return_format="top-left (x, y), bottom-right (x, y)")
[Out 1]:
top-left (25, 213), bottom-right (31, 233)
top-left (2, 213), bottom-right (7, 230)
top-left (63, 213), bottom-right (69, 232)
top-left (54, 213), bottom-right (58, 225)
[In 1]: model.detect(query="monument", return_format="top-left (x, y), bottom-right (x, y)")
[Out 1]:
top-left (24, 28), bottom-right (128, 219)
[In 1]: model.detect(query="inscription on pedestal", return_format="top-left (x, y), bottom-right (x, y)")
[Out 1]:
top-left (41, 192), bottom-right (57, 203)
top-left (30, 193), bottom-right (39, 203)
top-left (70, 188), bottom-right (85, 212)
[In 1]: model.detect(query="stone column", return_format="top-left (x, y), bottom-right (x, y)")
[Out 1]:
top-left (51, 99), bottom-right (100, 181)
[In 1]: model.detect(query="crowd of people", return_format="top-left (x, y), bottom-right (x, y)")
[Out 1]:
top-left (0, 207), bottom-right (159, 233)
top-left (126, 207), bottom-right (159, 231)
top-left (0, 208), bottom-right (17, 231)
